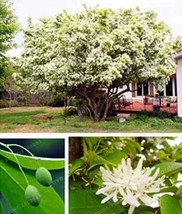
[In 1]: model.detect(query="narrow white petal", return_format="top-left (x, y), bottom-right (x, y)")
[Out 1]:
top-left (128, 205), bottom-right (135, 214)
top-left (101, 193), bottom-right (113, 204)
top-left (140, 194), bottom-right (157, 206)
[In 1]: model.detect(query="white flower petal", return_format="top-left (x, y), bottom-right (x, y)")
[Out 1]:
top-left (128, 205), bottom-right (135, 214)
top-left (96, 158), bottom-right (165, 210)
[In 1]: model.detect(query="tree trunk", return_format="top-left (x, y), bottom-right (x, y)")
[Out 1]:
top-left (69, 137), bottom-right (83, 162)
top-left (75, 84), bottom-right (131, 122)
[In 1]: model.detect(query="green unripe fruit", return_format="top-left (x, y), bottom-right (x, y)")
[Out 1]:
top-left (25, 185), bottom-right (40, 207)
top-left (35, 167), bottom-right (52, 187)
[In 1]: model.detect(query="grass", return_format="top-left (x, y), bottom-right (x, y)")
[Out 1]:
top-left (0, 106), bottom-right (182, 133)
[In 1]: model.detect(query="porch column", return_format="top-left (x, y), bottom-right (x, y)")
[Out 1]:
top-left (149, 82), bottom-right (154, 96)
top-left (172, 77), bottom-right (176, 97)
top-left (175, 51), bottom-right (182, 117)
top-left (131, 83), bottom-right (136, 97)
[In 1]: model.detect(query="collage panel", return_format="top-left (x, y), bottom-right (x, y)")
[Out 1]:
top-left (0, 138), bottom-right (65, 214)
top-left (1, 0), bottom-right (182, 214)
top-left (69, 136), bottom-right (182, 214)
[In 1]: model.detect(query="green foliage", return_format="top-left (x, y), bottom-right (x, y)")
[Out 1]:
top-left (137, 110), bottom-right (174, 119)
top-left (0, 99), bottom-right (9, 108)
top-left (9, 100), bottom-right (19, 107)
top-left (17, 7), bottom-right (177, 121)
top-left (0, 201), bottom-right (4, 213)
top-left (0, 145), bottom-right (65, 213)
top-left (154, 162), bottom-right (182, 177)
top-left (137, 110), bottom-right (150, 117)
top-left (0, 0), bottom-right (18, 95)
top-left (69, 189), bottom-right (125, 214)
top-left (63, 106), bottom-right (78, 116)
top-left (160, 195), bottom-right (182, 214)
top-left (69, 137), bottom-right (182, 214)
top-left (0, 99), bottom-right (18, 108)
top-left (0, 149), bottom-right (64, 170)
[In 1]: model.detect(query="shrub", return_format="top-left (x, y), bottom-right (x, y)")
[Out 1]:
top-left (0, 100), bottom-right (9, 108)
top-left (63, 106), bottom-right (78, 116)
top-left (9, 100), bottom-right (19, 107)
top-left (137, 110), bottom-right (150, 117)
top-left (174, 117), bottom-right (182, 123)
top-left (137, 110), bottom-right (175, 119)
top-left (0, 100), bottom-right (19, 108)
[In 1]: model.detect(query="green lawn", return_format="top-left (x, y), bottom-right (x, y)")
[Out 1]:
top-left (0, 107), bottom-right (182, 133)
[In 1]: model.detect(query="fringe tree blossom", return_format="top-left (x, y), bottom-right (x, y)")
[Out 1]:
top-left (16, 7), bottom-right (177, 121)
top-left (96, 158), bottom-right (165, 214)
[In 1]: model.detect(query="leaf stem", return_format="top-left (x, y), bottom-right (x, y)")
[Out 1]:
top-left (7, 144), bottom-right (40, 167)
top-left (0, 142), bottom-right (29, 185)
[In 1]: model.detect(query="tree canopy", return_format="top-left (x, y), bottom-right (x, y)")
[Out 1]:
top-left (0, 0), bottom-right (18, 97)
top-left (17, 7), bottom-right (178, 121)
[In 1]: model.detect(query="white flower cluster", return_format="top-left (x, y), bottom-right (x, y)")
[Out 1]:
top-left (17, 7), bottom-right (176, 91)
top-left (96, 158), bottom-right (165, 214)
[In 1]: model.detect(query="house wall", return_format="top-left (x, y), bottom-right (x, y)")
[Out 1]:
top-left (176, 56), bottom-right (182, 117)
top-left (117, 85), bottom-right (132, 98)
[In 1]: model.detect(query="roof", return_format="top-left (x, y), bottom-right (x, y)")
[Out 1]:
top-left (175, 50), bottom-right (182, 61)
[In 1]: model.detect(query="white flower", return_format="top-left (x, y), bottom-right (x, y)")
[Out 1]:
top-left (96, 158), bottom-right (165, 214)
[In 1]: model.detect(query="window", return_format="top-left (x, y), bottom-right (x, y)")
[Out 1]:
top-left (175, 77), bottom-right (177, 96)
top-left (137, 83), bottom-right (142, 96)
top-left (137, 82), bottom-right (149, 96)
top-left (166, 78), bottom-right (173, 96)
top-left (143, 82), bottom-right (148, 96)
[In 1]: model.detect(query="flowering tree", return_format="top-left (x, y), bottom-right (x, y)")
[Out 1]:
top-left (17, 7), bottom-right (177, 121)
top-left (69, 137), bottom-right (182, 214)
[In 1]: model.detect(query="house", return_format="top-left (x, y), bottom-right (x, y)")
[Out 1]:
top-left (120, 51), bottom-right (182, 117)
top-left (175, 50), bottom-right (182, 117)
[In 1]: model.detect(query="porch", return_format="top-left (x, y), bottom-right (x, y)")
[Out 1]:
top-left (115, 100), bottom-right (177, 115)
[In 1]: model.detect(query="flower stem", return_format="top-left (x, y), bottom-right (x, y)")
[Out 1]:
top-left (0, 142), bottom-right (29, 185)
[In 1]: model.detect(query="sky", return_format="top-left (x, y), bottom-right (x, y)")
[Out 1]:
top-left (8, 0), bottom-right (182, 57)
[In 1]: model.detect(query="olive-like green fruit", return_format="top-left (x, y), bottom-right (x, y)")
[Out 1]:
top-left (35, 167), bottom-right (52, 187)
top-left (25, 185), bottom-right (40, 207)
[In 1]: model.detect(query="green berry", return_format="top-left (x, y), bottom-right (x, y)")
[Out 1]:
top-left (25, 185), bottom-right (40, 207)
top-left (35, 167), bottom-right (52, 187)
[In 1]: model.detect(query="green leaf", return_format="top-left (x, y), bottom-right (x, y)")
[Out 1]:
top-left (159, 186), bottom-right (178, 194)
top-left (0, 149), bottom-right (64, 170)
top-left (69, 189), bottom-right (124, 214)
top-left (69, 158), bottom-right (84, 176)
top-left (177, 185), bottom-right (182, 194)
top-left (102, 151), bottom-right (125, 166)
top-left (87, 151), bottom-right (112, 171)
top-left (154, 162), bottom-right (182, 177)
top-left (160, 195), bottom-right (182, 214)
top-left (163, 141), bottom-right (172, 152)
top-left (0, 201), bottom-right (4, 214)
top-left (134, 205), bottom-right (155, 214)
top-left (0, 157), bottom-right (64, 214)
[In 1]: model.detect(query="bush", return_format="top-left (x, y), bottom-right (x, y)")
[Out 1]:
top-left (63, 106), bottom-right (78, 116)
top-left (137, 110), bottom-right (175, 119)
top-left (174, 117), bottom-right (182, 123)
top-left (137, 110), bottom-right (150, 117)
top-left (9, 100), bottom-right (19, 107)
top-left (152, 111), bottom-right (170, 119)
top-left (0, 100), bottom-right (19, 108)
top-left (0, 100), bottom-right (9, 108)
